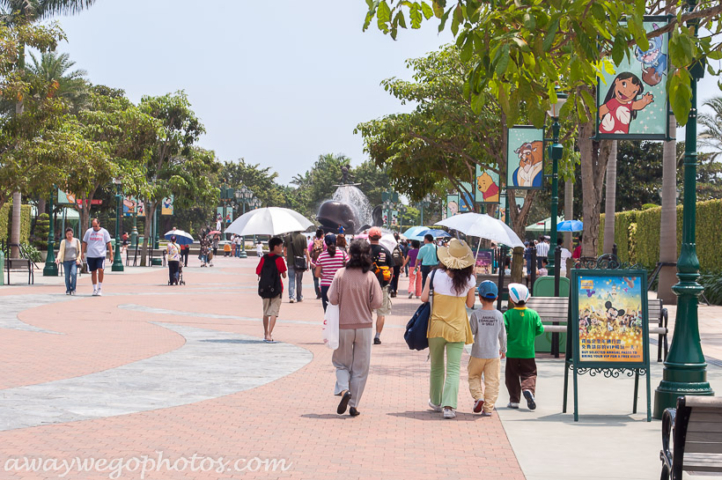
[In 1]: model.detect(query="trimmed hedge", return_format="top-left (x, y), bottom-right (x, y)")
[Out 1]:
top-left (600, 199), bottom-right (722, 272)
top-left (0, 203), bottom-right (31, 244)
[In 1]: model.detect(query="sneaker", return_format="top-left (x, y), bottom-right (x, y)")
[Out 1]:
top-left (481, 411), bottom-right (493, 417)
top-left (373, 337), bottom-right (381, 345)
top-left (523, 390), bottom-right (537, 410)
top-left (92, 289), bottom-right (98, 297)
top-left (473, 399), bottom-right (485, 413)
top-left (289, 298), bottom-right (295, 303)
top-left (507, 402), bottom-right (520, 409)
top-left (408, 292), bottom-right (413, 299)
top-left (66, 290), bottom-right (70, 295)
top-left (96, 288), bottom-right (102, 297)
top-left (428, 400), bottom-right (442, 412)
top-left (443, 408), bottom-right (456, 419)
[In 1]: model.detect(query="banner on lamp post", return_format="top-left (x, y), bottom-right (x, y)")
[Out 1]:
top-left (507, 126), bottom-right (545, 190)
top-left (475, 165), bottom-right (501, 204)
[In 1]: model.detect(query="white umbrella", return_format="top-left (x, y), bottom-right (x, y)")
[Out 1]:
top-left (379, 233), bottom-right (398, 252)
top-left (435, 213), bottom-right (525, 248)
top-left (225, 207), bottom-right (314, 237)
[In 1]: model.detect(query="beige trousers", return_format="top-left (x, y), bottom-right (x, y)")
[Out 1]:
top-left (468, 357), bottom-right (501, 413)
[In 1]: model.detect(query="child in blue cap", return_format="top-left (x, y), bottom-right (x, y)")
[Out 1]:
top-left (468, 280), bottom-right (507, 416)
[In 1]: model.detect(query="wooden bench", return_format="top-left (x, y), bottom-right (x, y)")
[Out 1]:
top-left (661, 396), bottom-right (722, 479)
top-left (526, 296), bottom-right (669, 361)
top-left (5, 258), bottom-right (34, 285)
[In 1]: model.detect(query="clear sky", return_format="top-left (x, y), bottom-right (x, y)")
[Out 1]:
top-left (54, 1), bottom-right (720, 185)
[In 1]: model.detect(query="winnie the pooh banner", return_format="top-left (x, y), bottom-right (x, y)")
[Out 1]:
top-left (507, 126), bottom-right (544, 190)
top-left (475, 165), bottom-right (500, 204)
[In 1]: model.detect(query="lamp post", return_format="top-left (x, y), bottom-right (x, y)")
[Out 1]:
top-left (249, 196), bottom-right (261, 246)
top-left (234, 185), bottom-right (254, 259)
top-left (151, 203), bottom-right (162, 265)
top-left (111, 178), bottom-right (124, 272)
top-left (398, 204), bottom-right (407, 232)
top-left (43, 186), bottom-right (58, 276)
top-left (131, 199), bottom-right (138, 249)
top-left (382, 190), bottom-right (398, 228)
top-left (545, 90), bottom-right (567, 272)
top-left (220, 185), bottom-right (235, 236)
top-left (653, 0), bottom-right (714, 417)
top-left (416, 194), bottom-right (431, 226)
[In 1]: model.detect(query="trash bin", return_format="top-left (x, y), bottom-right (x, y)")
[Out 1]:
top-left (533, 276), bottom-right (570, 354)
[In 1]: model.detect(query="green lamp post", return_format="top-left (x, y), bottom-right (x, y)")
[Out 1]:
top-left (546, 90), bottom-right (567, 271)
top-left (653, 0), bottom-right (714, 418)
top-left (234, 185), bottom-right (254, 259)
top-left (151, 204), bottom-right (162, 266)
top-left (398, 204), bottom-right (407, 232)
top-left (42, 186), bottom-right (58, 277)
top-left (416, 194), bottom-right (431, 226)
top-left (382, 190), bottom-right (398, 228)
top-left (111, 178), bottom-right (124, 272)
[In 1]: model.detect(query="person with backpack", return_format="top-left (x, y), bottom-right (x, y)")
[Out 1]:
top-left (389, 233), bottom-right (405, 298)
top-left (368, 227), bottom-right (395, 345)
top-left (283, 231), bottom-right (310, 303)
top-left (327, 239), bottom-right (383, 417)
top-left (420, 238), bottom-right (477, 419)
top-left (308, 229), bottom-right (326, 300)
top-left (256, 237), bottom-right (287, 343)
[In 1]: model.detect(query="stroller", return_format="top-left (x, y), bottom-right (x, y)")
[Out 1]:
top-left (169, 262), bottom-right (186, 286)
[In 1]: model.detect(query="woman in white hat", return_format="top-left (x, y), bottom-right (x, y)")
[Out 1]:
top-left (420, 238), bottom-right (477, 419)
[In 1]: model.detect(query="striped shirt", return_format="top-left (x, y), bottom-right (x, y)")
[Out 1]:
top-left (536, 242), bottom-right (550, 258)
top-left (316, 250), bottom-right (348, 286)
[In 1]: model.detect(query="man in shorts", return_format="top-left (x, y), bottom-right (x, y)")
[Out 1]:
top-left (82, 218), bottom-right (113, 297)
top-left (256, 237), bottom-right (287, 342)
top-left (368, 227), bottom-right (395, 345)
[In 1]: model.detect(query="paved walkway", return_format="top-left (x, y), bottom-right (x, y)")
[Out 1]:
top-left (0, 257), bottom-right (720, 479)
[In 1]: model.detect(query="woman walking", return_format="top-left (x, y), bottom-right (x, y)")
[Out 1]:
top-left (314, 234), bottom-right (348, 312)
top-left (55, 227), bottom-right (82, 295)
top-left (406, 240), bottom-right (422, 299)
top-left (199, 234), bottom-right (210, 267)
top-left (327, 239), bottom-right (383, 417)
top-left (421, 238), bottom-right (477, 419)
top-left (167, 236), bottom-right (181, 285)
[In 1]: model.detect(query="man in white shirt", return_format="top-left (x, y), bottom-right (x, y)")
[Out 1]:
top-left (535, 236), bottom-right (550, 269)
top-left (82, 218), bottom-right (113, 296)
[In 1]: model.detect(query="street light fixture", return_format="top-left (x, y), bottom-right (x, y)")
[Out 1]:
top-left (42, 186), bottom-right (58, 277)
top-left (416, 194), bottom-right (432, 226)
top-left (545, 89), bottom-right (567, 272)
top-left (234, 185), bottom-right (256, 258)
top-left (111, 178), bottom-right (124, 272)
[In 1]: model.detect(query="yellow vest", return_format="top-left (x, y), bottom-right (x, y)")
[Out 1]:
top-left (427, 293), bottom-right (473, 344)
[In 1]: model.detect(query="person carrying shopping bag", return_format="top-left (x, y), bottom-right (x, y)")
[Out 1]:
top-left (420, 238), bottom-right (477, 419)
top-left (56, 227), bottom-right (82, 295)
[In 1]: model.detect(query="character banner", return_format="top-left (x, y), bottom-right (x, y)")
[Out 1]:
top-left (507, 126), bottom-right (544, 190)
top-left (161, 196), bottom-right (174, 216)
top-left (475, 165), bottom-right (500, 204)
top-left (446, 194), bottom-right (460, 217)
top-left (596, 16), bottom-right (671, 140)
top-left (459, 182), bottom-right (474, 212)
top-left (571, 269), bottom-right (649, 367)
top-left (475, 250), bottom-right (494, 275)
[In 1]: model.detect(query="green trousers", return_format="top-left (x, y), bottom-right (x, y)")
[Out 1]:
top-left (429, 337), bottom-right (465, 410)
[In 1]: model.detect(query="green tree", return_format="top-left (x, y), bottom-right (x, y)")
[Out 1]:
top-left (27, 51), bottom-right (89, 111)
top-left (220, 158), bottom-right (286, 209)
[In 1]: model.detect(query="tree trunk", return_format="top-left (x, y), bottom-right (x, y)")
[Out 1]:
top-left (511, 246), bottom-right (524, 283)
top-left (10, 192), bottom-right (21, 258)
top-left (603, 140), bottom-right (618, 254)
top-left (564, 179), bottom-right (573, 250)
top-left (579, 120), bottom-right (612, 257)
top-left (510, 190), bottom-right (535, 239)
top-left (37, 198), bottom-right (46, 216)
top-left (140, 201), bottom-right (156, 267)
top-left (658, 114), bottom-right (678, 305)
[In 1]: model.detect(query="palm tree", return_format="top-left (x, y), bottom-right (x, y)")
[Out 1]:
top-left (658, 114), bottom-right (677, 305)
top-left (0, 0), bottom-right (96, 257)
top-left (699, 96), bottom-right (722, 161)
top-left (28, 51), bottom-right (89, 110)
top-left (603, 141), bottom-right (618, 254)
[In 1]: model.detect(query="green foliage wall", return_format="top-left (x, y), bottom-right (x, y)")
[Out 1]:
top-left (600, 199), bottom-right (722, 272)
top-left (0, 204), bottom-right (8, 242)
top-left (0, 204), bottom-right (32, 244)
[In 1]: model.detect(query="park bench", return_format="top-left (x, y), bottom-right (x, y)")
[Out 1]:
top-left (661, 396), bottom-right (722, 479)
top-left (527, 296), bottom-right (669, 361)
top-left (5, 258), bottom-right (34, 285)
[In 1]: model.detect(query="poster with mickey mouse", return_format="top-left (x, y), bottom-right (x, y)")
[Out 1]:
top-left (571, 269), bottom-right (649, 366)
top-left (595, 16), bottom-right (671, 140)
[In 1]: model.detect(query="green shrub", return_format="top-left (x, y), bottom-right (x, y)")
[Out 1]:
top-left (21, 242), bottom-right (41, 263)
top-left (33, 213), bottom-right (50, 251)
top-left (700, 271), bottom-right (722, 306)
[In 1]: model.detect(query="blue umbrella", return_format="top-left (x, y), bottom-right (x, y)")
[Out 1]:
top-left (417, 229), bottom-right (451, 239)
top-left (164, 229), bottom-right (194, 245)
top-left (556, 220), bottom-right (583, 232)
top-left (402, 226), bottom-right (427, 239)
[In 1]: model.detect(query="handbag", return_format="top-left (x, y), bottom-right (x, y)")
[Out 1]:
top-left (294, 256), bottom-right (307, 270)
top-left (403, 270), bottom-right (437, 351)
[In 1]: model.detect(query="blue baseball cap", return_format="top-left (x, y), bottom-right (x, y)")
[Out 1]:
top-left (477, 280), bottom-right (498, 299)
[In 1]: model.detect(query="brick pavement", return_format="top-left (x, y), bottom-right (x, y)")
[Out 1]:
top-left (0, 258), bottom-right (525, 480)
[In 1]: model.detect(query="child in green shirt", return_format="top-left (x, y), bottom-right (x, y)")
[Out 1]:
top-left (503, 283), bottom-right (544, 410)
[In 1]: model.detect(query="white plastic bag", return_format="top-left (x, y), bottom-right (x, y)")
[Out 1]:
top-left (323, 304), bottom-right (340, 350)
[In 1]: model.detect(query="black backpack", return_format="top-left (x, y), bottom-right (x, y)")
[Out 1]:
top-left (258, 254), bottom-right (283, 298)
top-left (404, 270), bottom-right (437, 351)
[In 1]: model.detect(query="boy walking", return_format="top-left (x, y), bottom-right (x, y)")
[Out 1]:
top-left (468, 281), bottom-right (507, 416)
top-left (503, 283), bottom-right (544, 410)
top-left (256, 237), bottom-right (287, 343)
